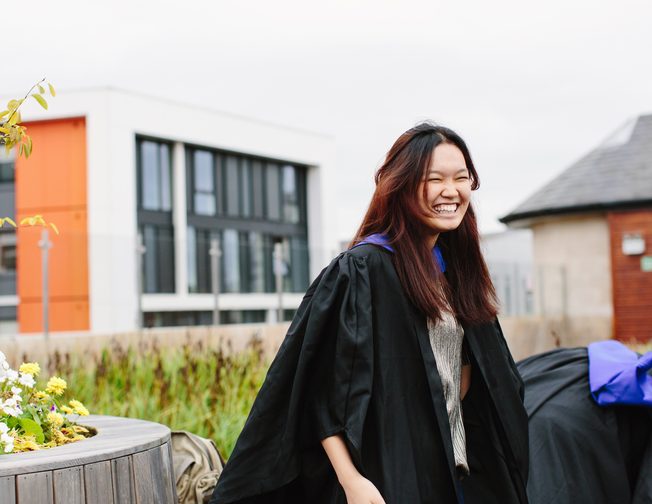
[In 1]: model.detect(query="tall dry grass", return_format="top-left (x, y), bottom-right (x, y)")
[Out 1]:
top-left (37, 338), bottom-right (269, 458)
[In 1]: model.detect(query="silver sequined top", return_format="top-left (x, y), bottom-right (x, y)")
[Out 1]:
top-left (427, 311), bottom-right (469, 475)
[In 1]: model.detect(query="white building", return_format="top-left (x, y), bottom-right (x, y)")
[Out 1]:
top-left (0, 88), bottom-right (338, 334)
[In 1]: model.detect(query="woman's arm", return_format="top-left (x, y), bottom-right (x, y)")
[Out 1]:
top-left (321, 434), bottom-right (386, 504)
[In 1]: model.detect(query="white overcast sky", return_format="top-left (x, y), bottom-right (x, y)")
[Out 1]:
top-left (5, 0), bottom-right (652, 240)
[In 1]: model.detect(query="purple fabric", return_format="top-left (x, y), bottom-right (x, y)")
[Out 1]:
top-left (588, 340), bottom-right (652, 407)
top-left (351, 233), bottom-right (447, 273)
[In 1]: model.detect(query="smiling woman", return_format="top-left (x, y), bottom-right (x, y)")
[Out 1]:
top-left (210, 122), bottom-right (527, 504)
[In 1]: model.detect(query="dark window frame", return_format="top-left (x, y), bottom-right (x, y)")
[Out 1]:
top-left (136, 135), bottom-right (175, 294)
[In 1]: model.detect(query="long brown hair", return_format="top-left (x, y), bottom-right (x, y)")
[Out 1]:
top-left (350, 122), bottom-right (498, 326)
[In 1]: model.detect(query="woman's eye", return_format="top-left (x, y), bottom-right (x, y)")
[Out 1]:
top-left (457, 176), bottom-right (469, 181)
top-left (428, 178), bottom-right (442, 182)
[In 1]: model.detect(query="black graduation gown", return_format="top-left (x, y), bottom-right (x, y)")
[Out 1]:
top-left (517, 348), bottom-right (652, 504)
top-left (209, 244), bottom-right (529, 504)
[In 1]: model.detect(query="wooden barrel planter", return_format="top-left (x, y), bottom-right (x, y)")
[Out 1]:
top-left (0, 415), bottom-right (178, 504)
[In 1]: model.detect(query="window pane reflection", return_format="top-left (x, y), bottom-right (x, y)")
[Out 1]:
top-left (187, 226), bottom-right (197, 293)
top-left (141, 141), bottom-right (160, 210)
top-left (252, 161), bottom-right (264, 218)
top-left (221, 229), bottom-right (240, 293)
top-left (140, 140), bottom-right (172, 211)
top-left (282, 165), bottom-right (299, 223)
top-left (266, 163), bottom-right (280, 220)
top-left (194, 151), bottom-right (214, 191)
top-left (225, 156), bottom-right (240, 217)
top-left (193, 150), bottom-right (216, 215)
top-left (159, 144), bottom-right (171, 210)
top-left (142, 225), bottom-right (175, 293)
top-left (248, 232), bottom-right (265, 293)
top-left (241, 159), bottom-right (252, 218)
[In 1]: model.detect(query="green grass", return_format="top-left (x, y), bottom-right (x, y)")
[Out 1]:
top-left (46, 339), bottom-right (269, 459)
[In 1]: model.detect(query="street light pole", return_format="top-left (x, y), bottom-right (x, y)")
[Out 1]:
top-left (209, 237), bottom-right (222, 326)
top-left (38, 229), bottom-right (52, 341)
top-left (136, 232), bottom-right (146, 330)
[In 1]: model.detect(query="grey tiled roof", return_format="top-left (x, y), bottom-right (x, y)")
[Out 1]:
top-left (501, 114), bottom-right (652, 224)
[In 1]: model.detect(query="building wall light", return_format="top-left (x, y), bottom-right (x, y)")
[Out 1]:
top-left (622, 233), bottom-right (646, 256)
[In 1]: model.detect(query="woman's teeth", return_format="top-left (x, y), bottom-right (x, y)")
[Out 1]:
top-left (434, 204), bottom-right (457, 213)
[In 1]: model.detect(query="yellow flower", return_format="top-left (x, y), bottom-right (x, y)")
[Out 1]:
top-left (68, 400), bottom-right (89, 416)
top-left (13, 435), bottom-right (41, 452)
top-left (60, 405), bottom-right (73, 414)
top-left (33, 391), bottom-right (49, 401)
top-left (45, 376), bottom-right (67, 396)
top-left (19, 362), bottom-right (40, 376)
top-left (47, 411), bottom-right (64, 428)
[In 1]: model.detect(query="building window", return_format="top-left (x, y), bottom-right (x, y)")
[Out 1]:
top-left (240, 159), bottom-right (252, 218)
top-left (187, 227), bottom-right (218, 294)
top-left (282, 165), bottom-right (300, 223)
top-left (193, 150), bottom-right (216, 215)
top-left (265, 162), bottom-right (281, 220)
top-left (243, 231), bottom-right (265, 293)
top-left (0, 149), bottom-right (16, 297)
top-left (185, 145), bottom-right (309, 295)
top-left (221, 229), bottom-right (241, 293)
top-left (224, 156), bottom-right (240, 217)
top-left (289, 235), bottom-right (309, 291)
top-left (251, 160), bottom-right (265, 219)
top-left (143, 309), bottom-right (266, 328)
top-left (141, 224), bottom-right (175, 293)
top-left (0, 232), bottom-right (16, 296)
top-left (137, 137), bottom-right (175, 293)
top-left (139, 140), bottom-right (171, 211)
top-left (0, 149), bottom-right (14, 183)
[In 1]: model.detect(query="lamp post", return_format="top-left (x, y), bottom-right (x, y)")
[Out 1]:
top-left (209, 237), bottom-right (222, 326)
top-left (136, 232), bottom-right (146, 330)
top-left (37, 229), bottom-right (52, 341)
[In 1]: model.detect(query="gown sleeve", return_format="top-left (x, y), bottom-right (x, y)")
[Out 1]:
top-left (209, 252), bottom-right (374, 504)
top-left (494, 318), bottom-right (525, 403)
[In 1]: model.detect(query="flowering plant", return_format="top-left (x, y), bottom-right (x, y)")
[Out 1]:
top-left (0, 351), bottom-right (92, 453)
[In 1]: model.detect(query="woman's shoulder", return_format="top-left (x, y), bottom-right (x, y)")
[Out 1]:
top-left (343, 242), bottom-right (393, 262)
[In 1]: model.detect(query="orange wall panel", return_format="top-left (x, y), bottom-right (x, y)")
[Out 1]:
top-left (16, 118), bottom-right (87, 209)
top-left (19, 299), bottom-right (89, 333)
top-left (15, 117), bottom-right (89, 333)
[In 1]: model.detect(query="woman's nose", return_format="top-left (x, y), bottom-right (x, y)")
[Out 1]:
top-left (441, 181), bottom-right (458, 197)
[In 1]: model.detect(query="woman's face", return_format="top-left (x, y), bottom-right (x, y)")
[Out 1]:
top-left (419, 142), bottom-right (472, 237)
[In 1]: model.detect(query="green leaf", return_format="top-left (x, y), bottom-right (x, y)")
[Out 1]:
top-left (6, 418), bottom-right (19, 430)
top-left (38, 84), bottom-right (45, 94)
top-left (0, 110), bottom-right (8, 120)
top-left (25, 405), bottom-right (42, 425)
top-left (48, 83), bottom-right (56, 97)
top-left (7, 100), bottom-right (19, 111)
top-left (26, 136), bottom-right (33, 157)
top-left (31, 94), bottom-right (48, 110)
top-left (19, 418), bottom-right (44, 443)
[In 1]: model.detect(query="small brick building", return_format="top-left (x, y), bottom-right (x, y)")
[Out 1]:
top-left (501, 115), bottom-right (652, 343)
